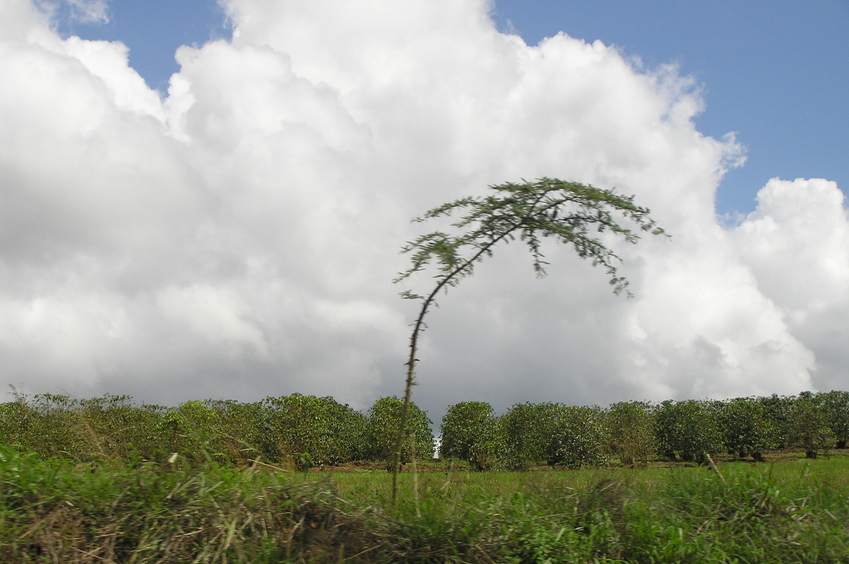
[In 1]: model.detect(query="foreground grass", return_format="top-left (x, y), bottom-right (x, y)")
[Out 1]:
top-left (2, 447), bottom-right (848, 563)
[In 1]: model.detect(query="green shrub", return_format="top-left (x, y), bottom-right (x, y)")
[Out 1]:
top-left (654, 399), bottom-right (722, 463)
top-left (366, 396), bottom-right (433, 467)
top-left (439, 401), bottom-right (500, 469)
top-left (201, 400), bottom-right (264, 464)
top-left (819, 390), bottom-right (849, 448)
top-left (546, 405), bottom-right (608, 468)
top-left (78, 395), bottom-right (168, 461)
top-left (0, 397), bottom-right (38, 450)
top-left (789, 392), bottom-right (834, 458)
top-left (468, 422), bottom-right (508, 471)
top-left (501, 402), bottom-right (564, 469)
top-left (605, 401), bottom-right (655, 464)
top-left (158, 400), bottom-right (222, 463)
top-left (0, 393), bottom-right (172, 463)
top-left (757, 393), bottom-right (795, 448)
top-left (3, 394), bottom-right (89, 459)
top-left (260, 394), bottom-right (368, 466)
top-left (716, 397), bottom-right (777, 460)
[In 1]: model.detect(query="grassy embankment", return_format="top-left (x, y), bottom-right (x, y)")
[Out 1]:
top-left (2, 446), bottom-right (848, 563)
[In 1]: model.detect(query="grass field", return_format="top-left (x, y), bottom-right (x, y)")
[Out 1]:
top-left (2, 446), bottom-right (849, 563)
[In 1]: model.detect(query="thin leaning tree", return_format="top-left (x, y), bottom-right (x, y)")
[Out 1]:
top-left (390, 178), bottom-right (667, 505)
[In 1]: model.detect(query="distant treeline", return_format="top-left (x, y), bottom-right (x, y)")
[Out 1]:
top-left (1, 391), bottom-right (847, 469)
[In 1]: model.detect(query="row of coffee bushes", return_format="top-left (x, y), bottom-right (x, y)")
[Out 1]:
top-left (0, 393), bottom-right (433, 468)
top-left (440, 391), bottom-right (849, 470)
top-left (2, 391), bottom-right (847, 469)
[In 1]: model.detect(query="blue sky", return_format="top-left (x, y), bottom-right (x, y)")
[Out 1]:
top-left (56, 0), bottom-right (849, 218)
top-left (493, 1), bottom-right (849, 218)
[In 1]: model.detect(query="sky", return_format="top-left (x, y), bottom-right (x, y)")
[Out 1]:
top-left (1, 0), bottom-right (848, 421)
top-left (50, 0), bottom-right (849, 219)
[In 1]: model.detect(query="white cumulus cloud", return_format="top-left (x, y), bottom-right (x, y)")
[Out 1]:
top-left (731, 178), bottom-right (849, 392)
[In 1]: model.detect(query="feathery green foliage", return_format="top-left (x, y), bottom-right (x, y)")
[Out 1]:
top-left (396, 178), bottom-right (665, 295)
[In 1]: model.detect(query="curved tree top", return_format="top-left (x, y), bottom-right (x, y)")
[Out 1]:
top-left (396, 177), bottom-right (666, 300)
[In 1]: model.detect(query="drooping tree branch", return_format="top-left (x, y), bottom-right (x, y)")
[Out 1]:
top-left (390, 178), bottom-right (666, 506)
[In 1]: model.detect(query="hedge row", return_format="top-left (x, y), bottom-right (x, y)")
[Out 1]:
top-left (2, 391), bottom-right (847, 470)
top-left (441, 391), bottom-right (849, 470)
top-left (0, 393), bottom-right (432, 469)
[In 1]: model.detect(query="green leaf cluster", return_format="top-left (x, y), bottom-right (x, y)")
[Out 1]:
top-left (820, 390), bottom-right (849, 448)
top-left (606, 401), bottom-right (655, 465)
top-left (500, 402), bottom-right (564, 469)
top-left (367, 397), bottom-right (434, 467)
top-left (653, 399), bottom-right (723, 463)
top-left (259, 393), bottom-right (368, 467)
top-left (439, 401), bottom-right (502, 470)
top-left (789, 392), bottom-right (836, 457)
top-left (490, 402), bottom-right (610, 470)
top-left (546, 405), bottom-right (608, 468)
top-left (714, 397), bottom-right (778, 460)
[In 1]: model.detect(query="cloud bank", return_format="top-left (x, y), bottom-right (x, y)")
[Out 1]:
top-left (1, 0), bottom-right (846, 415)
